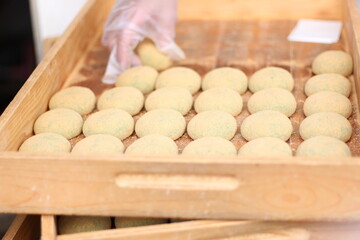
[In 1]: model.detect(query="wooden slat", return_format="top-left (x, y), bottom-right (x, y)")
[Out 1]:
top-left (56, 220), bottom-right (273, 240)
top-left (213, 228), bottom-right (310, 240)
top-left (0, 0), bottom-right (113, 151)
top-left (41, 215), bottom-right (57, 240)
top-left (179, 0), bottom-right (343, 20)
top-left (1, 153), bottom-right (360, 221)
top-left (344, 0), bottom-right (360, 107)
top-left (2, 215), bottom-right (40, 240)
top-left (44, 219), bottom-right (360, 240)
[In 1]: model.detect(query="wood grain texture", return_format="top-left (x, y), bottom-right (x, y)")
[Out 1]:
top-left (64, 19), bottom-right (360, 155)
top-left (41, 215), bottom-right (57, 240)
top-left (2, 215), bottom-right (40, 240)
top-left (213, 228), bottom-right (310, 240)
top-left (1, 0), bottom-right (360, 224)
top-left (57, 220), bottom-right (275, 240)
top-left (0, 0), bottom-right (113, 152)
top-left (48, 219), bottom-right (360, 240)
top-left (178, 0), bottom-right (343, 20)
top-left (2, 152), bottom-right (360, 221)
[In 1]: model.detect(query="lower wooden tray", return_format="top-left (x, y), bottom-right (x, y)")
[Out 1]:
top-left (39, 215), bottom-right (360, 240)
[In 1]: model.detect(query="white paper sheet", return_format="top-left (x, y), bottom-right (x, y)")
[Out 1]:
top-left (287, 19), bottom-right (342, 44)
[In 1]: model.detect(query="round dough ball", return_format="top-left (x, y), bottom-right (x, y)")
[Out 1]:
top-left (312, 50), bottom-right (353, 77)
top-left (83, 109), bottom-right (134, 140)
top-left (305, 73), bottom-right (351, 97)
top-left (296, 136), bottom-right (351, 157)
top-left (249, 67), bottom-right (294, 93)
top-left (303, 91), bottom-right (352, 118)
top-left (182, 136), bottom-right (237, 156)
top-left (145, 87), bottom-right (193, 115)
top-left (58, 216), bottom-right (111, 234)
top-left (187, 111), bottom-right (237, 140)
top-left (247, 88), bottom-right (297, 117)
top-left (202, 67), bottom-right (248, 94)
top-left (238, 137), bottom-right (292, 157)
top-left (125, 134), bottom-right (178, 155)
top-left (72, 134), bottom-right (124, 154)
top-left (135, 109), bottom-right (186, 140)
top-left (240, 110), bottom-right (293, 141)
top-left (97, 87), bottom-right (144, 116)
top-left (135, 39), bottom-right (172, 71)
top-left (156, 67), bottom-right (201, 94)
top-left (115, 217), bottom-right (168, 228)
top-left (299, 112), bottom-right (352, 142)
top-left (116, 65), bottom-right (158, 94)
top-left (194, 87), bottom-right (243, 116)
top-left (49, 86), bottom-right (96, 115)
top-left (34, 108), bottom-right (83, 139)
top-left (19, 133), bottom-right (71, 153)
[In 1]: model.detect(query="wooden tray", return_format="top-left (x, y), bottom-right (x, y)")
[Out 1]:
top-left (1, 0), bottom-right (360, 222)
top-left (37, 215), bottom-right (360, 240)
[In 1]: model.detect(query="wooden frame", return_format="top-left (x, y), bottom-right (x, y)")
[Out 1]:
top-left (38, 215), bottom-right (360, 240)
top-left (2, 215), bottom-right (40, 240)
top-left (1, 0), bottom-right (360, 224)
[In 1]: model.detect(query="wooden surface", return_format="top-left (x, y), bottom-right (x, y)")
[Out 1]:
top-left (0, 0), bottom-right (112, 152)
top-left (2, 215), bottom-right (40, 240)
top-left (41, 215), bottom-right (57, 240)
top-left (65, 18), bottom-right (360, 155)
top-left (2, 152), bottom-right (360, 221)
top-left (345, 0), bottom-right (360, 108)
top-left (178, 0), bottom-right (343, 20)
top-left (43, 218), bottom-right (360, 240)
top-left (1, 0), bottom-right (360, 223)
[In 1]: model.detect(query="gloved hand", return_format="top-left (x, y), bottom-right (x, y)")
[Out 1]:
top-left (102, 0), bottom-right (185, 84)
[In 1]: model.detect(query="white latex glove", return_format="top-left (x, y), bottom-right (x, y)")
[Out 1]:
top-left (102, 0), bottom-right (185, 84)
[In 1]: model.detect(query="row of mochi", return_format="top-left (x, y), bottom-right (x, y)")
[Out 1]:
top-left (115, 49), bottom-right (353, 97)
top-left (19, 109), bottom-right (351, 157)
top-left (48, 66), bottom-right (297, 119)
top-left (58, 215), bottom-right (176, 235)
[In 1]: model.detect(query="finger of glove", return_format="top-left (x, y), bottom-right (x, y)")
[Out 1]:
top-left (115, 29), bottom-right (143, 69)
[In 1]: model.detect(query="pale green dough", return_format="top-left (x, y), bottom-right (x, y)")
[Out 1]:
top-left (97, 86), bottom-right (144, 116)
top-left (240, 110), bottom-right (293, 141)
top-left (116, 65), bottom-right (158, 94)
top-left (305, 73), bottom-right (351, 97)
top-left (312, 50), bottom-right (353, 77)
top-left (238, 137), bottom-right (292, 157)
top-left (125, 134), bottom-right (178, 155)
top-left (156, 67), bottom-right (201, 94)
top-left (247, 87), bottom-right (296, 117)
top-left (135, 109), bottom-right (186, 140)
top-left (249, 67), bottom-right (294, 93)
top-left (202, 67), bottom-right (248, 94)
top-left (34, 108), bottom-right (83, 139)
top-left (83, 109), bottom-right (134, 140)
top-left (194, 87), bottom-right (243, 116)
top-left (187, 111), bottom-right (237, 140)
top-left (58, 216), bottom-right (111, 234)
top-left (19, 133), bottom-right (71, 153)
top-left (299, 112), bottom-right (352, 142)
top-left (145, 87), bottom-right (193, 115)
top-left (182, 136), bottom-right (237, 156)
top-left (296, 136), bottom-right (351, 157)
top-left (49, 86), bottom-right (96, 115)
top-left (303, 91), bottom-right (352, 118)
top-left (115, 217), bottom-right (168, 228)
top-left (72, 134), bottom-right (125, 154)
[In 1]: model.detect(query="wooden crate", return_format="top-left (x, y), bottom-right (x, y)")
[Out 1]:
top-left (1, 0), bottom-right (360, 224)
top-left (37, 215), bottom-right (360, 240)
